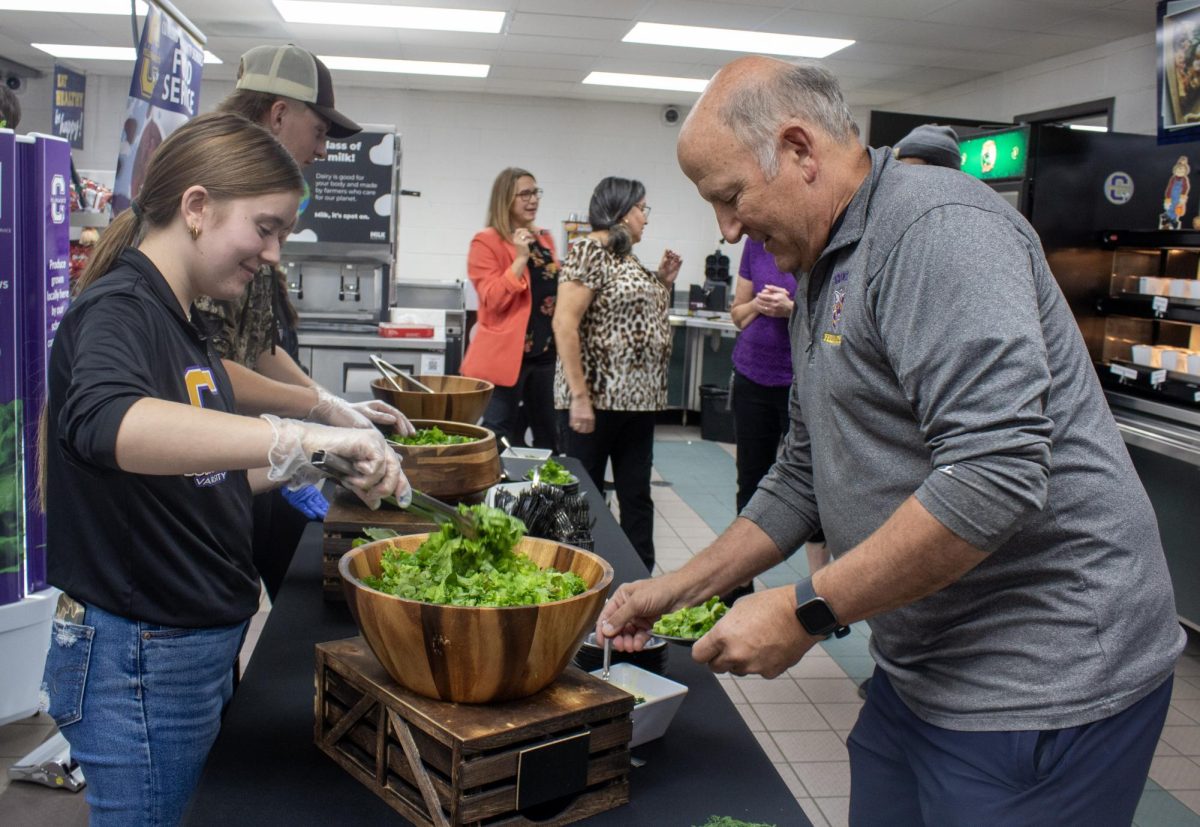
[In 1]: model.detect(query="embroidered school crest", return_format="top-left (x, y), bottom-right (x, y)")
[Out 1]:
top-left (831, 288), bottom-right (846, 330)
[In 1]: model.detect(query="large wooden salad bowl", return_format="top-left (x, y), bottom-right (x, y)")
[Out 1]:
top-left (371, 375), bottom-right (493, 425)
top-left (339, 535), bottom-right (614, 703)
top-left (389, 419), bottom-right (501, 500)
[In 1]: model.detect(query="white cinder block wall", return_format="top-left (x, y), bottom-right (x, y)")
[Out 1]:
top-left (12, 29), bottom-right (1157, 286)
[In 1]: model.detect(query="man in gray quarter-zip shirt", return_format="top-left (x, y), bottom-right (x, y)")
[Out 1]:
top-left (597, 56), bottom-right (1185, 825)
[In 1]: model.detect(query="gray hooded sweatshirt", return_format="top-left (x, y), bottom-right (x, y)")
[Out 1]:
top-left (742, 147), bottom-right (1185, 731)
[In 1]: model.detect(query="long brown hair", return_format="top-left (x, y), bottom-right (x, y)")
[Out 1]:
top-left (42, 112), bottom-right (302, 508)
top-left (76, 111), bottom-right (303, 294)
top-left (485, 166), bottom-right (535, 241)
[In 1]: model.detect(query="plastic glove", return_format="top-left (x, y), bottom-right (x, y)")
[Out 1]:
top-left (347, 399), bottom-right (416, 435)
top-left (306, 387), bottom-right (373, 429)
top-left (280, 484), bottom-right (329, 520)
top-left (261, 414), bottom-right (410, 510)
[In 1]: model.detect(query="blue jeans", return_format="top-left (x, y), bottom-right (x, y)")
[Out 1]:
top-left (848, 668), bottom-right (1172, 826)
top-left (41, 602), bottom-right (248, 827)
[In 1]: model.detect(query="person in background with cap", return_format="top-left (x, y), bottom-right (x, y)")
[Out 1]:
top-left (894, 123), bottom-right (962, 169)
top-left (195, 44), bottom-right (413, 600)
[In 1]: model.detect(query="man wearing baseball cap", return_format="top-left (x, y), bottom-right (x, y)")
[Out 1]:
top-left (197, 44), bottom-right (410, 600)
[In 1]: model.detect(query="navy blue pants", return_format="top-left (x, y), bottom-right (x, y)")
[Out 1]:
top-left (848, 669), bottom-right (1172, 826)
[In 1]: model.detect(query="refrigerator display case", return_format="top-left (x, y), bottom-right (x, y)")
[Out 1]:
top-left (958, 124), bottom-right (1200, 628)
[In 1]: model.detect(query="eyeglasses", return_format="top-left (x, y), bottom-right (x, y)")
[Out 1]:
top-left (638, 204), bottom-right (652, 217)
top-left (516, 188), bottom-right (544, 201)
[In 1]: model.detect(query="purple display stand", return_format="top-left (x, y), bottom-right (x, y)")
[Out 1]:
top-left (0, 130), bottom-right (21, 606)
top-left (16, 134), bottom-right (71, 595)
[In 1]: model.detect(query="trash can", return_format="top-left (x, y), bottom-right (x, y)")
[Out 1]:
top-left (700, 384), bottom-right (736, 443)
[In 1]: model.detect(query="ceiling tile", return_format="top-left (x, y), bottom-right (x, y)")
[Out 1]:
top-left (640, 0), bottom-right (787, 29)
top-left (506, 12), bottom-right (635, 40)
top-left (934, 0), bottom-right (1081, 33)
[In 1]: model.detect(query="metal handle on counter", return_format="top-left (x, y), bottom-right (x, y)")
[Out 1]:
top-left (1114, 421), bottom-right (1200, 465)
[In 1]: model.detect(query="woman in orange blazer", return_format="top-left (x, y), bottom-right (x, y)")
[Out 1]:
top-left (460, 167), bottom-right (560, 449)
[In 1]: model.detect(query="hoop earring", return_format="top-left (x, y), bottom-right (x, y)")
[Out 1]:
top-left (189, 224), bottom-right (201, 241)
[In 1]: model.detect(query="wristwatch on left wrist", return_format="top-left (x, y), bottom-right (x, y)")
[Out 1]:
top-left (794, 577), bottom-right (850, 639)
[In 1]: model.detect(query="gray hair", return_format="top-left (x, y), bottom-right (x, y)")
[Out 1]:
top-left (717, 62), bottom-right (858, 177)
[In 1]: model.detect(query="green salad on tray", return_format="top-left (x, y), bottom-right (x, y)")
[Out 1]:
top-left (524, 458), bottom-right (577, 485)
top-left (387, 426), bottom-right (475, 446)
top-left (653, 596), bottom-right (729, 640)
top-left (361, 504), bottom-right (587, 607)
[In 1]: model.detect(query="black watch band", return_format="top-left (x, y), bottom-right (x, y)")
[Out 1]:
top-left (794, 577), bottom-right (851, 639)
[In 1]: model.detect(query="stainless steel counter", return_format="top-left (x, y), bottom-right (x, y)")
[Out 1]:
top-left (296, 330), bottom-right (449, 397)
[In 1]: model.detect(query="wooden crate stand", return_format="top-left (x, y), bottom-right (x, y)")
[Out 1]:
top-left (315, 638), bottom-right (633, 826)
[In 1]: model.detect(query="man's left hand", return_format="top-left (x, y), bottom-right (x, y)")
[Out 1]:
top-left (692, 585), bottom-right (815, 678)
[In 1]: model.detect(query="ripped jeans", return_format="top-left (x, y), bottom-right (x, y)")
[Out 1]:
top-left (41, 601), bottom-right (248, 827)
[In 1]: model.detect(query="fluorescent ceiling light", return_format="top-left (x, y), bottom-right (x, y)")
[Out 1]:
top-left (0, 0), bottom-right (148, 13)
top-left (624, 22), bottom-right (853, 58)
top-left (583, 71), bottom-right (708, 93)
top-left (274, 1), bottom-right (503, 33)
top-left (33, 44), bottom-right (222, 64)
top-left (320, 55), bottom-right (489, 78)
top-left (1067, 123), bottom-right (1107, 132)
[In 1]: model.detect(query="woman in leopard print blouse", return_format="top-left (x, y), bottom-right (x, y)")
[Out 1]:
top-left (553, 176), bottom-right (681, 570)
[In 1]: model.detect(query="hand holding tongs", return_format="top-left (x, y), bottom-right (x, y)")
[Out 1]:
top-left (369, 354), bottom-right (435, 393)
top-left (310, 450), bottom-right (478, 539)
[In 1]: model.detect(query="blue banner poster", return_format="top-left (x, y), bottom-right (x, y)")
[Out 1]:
top-left (16, 134), bottom-right (71, 595)
top-left (51, 64), bottom-right (85, 150)
top-left (0, 129), bottom-right (22, 605)
top-left (111, 3), bottom-right (204, 213)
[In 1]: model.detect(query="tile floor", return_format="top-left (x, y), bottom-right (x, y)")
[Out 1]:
top-left (2, 424), bottom-right (1199, 827)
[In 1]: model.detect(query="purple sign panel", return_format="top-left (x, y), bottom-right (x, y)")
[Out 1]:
top-left (17, 134), bottom-right (70, 594)
top-left (0, 130), bottom-right (21, 605)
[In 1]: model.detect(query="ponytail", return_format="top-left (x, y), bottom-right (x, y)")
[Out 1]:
top-left (586, 176), bottom-right (645, 258)
top-left (73, 207), bottom-right (142, 296)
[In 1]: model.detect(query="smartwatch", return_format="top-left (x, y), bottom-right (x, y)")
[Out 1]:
top-left (794, 577), bottom-right (850, 639)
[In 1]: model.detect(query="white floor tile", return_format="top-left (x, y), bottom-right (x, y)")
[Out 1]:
top-left (815, 702), bottom-right (865, 731)
top-left (735, 676), bottom-right (809, 704)
top-left (1149, 756), bottom-right (1200, 790)
top-left (773, 730), bottom-right (850, 764)
top-left (815, 796), bottom-right (851, 827)
top-left (753, 731), bottom-right (784, 763)
top-left (772, 762), bottom-right (808, 798)
top-left (791, 761), bottom-right (852, 797)
top-left (1161, 725), bottom-right (1200, 756)
top-left (734, 703), bottom-right (764, 732)
top-left (753, 702), bottom-right (832, 732)
top-left (796, 678), bottom-right (866, 704)
top-left (800, 797), bottom-right (832, 827)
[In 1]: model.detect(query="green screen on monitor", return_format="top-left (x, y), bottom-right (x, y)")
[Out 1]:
top-left (958, 127), bottom-right (1029, 180)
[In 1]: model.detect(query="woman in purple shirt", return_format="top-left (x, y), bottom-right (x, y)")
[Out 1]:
top-left (725, 239), bottom-right (826, 602)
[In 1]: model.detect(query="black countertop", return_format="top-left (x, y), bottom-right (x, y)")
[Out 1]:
top-left (183, 458), bottom-right (808, 826)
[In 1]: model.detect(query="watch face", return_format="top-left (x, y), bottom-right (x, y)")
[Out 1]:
top-left (796, 598), bottom-right (840, 636)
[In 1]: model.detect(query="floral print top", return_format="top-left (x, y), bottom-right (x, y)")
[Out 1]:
top-left (524, 238), bottom-right (558, 364)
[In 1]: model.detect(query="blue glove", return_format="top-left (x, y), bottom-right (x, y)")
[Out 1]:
top-left (281, 484), bottom-right (329, 521)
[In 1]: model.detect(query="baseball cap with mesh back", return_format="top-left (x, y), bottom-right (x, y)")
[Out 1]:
top-left (235, 44), bottom-right (361, 139)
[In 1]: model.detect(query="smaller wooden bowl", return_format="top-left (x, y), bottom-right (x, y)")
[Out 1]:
top-left (371, 375), bottom-right (493, 425)
top-left (389, 419), bottom-right (501, 500)
top-left (340, 536), bottom-right (614, 703)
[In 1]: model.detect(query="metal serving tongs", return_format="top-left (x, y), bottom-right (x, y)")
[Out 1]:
top-left (310, 450), bottom-right (479, 539)
top-left (369, 353), bottom-right (436, 394)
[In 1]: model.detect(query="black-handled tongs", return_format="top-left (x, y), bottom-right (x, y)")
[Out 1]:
top-left (310, 450), bottom-right (479, 539)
